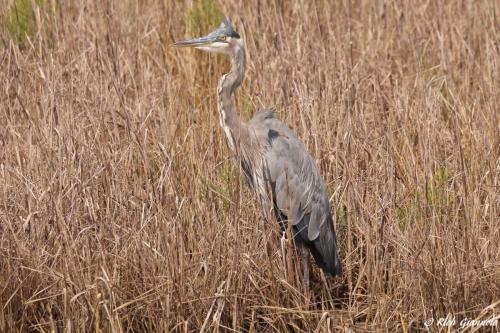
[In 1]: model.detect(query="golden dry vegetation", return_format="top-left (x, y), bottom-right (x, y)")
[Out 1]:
top-left (0, 0), bottom-right (499, 332)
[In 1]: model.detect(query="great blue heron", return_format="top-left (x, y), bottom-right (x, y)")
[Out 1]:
top-left (174, 18), bottom-right (342, 291)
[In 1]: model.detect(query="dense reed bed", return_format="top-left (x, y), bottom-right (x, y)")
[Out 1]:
top-left (1, 0), bottom-right (498, 331)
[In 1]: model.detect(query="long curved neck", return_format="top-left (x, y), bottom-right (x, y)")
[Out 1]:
top-left (217, 42), bottom-right (246, 151)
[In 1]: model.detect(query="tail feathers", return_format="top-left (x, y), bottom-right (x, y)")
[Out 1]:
top-left (309, 220), bottom-right (342, 276)
top-left (289, 212), bottom-right (342, 276)
top-left (309, 239), bottom-right (342, 276)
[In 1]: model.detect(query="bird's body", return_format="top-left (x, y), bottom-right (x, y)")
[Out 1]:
top-left (240, 110), bottom-right (342, 277)
top-left (174, 18), bottom-right (342, 289)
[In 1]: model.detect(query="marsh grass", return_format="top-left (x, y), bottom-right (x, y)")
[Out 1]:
top-left (185, 0), bottom-right (222, 36)
top-left (0, 0), bottom-right (499, 332)
top-left (3, 0), bottom-right (47, 47)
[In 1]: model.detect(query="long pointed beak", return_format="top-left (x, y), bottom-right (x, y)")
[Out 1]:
top-left (173, 36), bottom-right (215, 47)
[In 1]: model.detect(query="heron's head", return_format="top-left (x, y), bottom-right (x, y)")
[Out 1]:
top-left (173, 17), bottom-right (241, 55)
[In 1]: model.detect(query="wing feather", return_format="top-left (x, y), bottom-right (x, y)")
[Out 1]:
top-left (252, 120), bottom-right (342, 276)
top-left (264, 126), bottom-right (328, 241)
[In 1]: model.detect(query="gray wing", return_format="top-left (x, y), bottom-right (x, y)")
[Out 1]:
top-left (252, 115), bottom-right (341, 276)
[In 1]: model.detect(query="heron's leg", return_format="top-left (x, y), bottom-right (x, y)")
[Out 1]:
top-left (301, 246), bottom-right (310, 295)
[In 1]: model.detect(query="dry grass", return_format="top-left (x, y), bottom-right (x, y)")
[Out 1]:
top-left (1, 0), bottom-right (499, 332)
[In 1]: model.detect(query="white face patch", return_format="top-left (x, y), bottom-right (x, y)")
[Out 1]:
top-left (195, 39), bottom-right (231, 54)
top-left (212, 41), bottom-right (230, 49)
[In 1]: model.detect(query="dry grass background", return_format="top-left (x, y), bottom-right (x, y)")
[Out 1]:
top-left (0, 0), bottom-right (499, 332)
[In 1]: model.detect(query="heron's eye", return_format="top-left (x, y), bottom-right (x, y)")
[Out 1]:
top-left (219, 35), bottom-right (227, 41)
